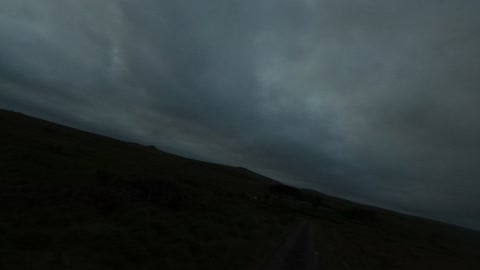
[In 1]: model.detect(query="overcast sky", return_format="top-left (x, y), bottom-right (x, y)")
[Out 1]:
top-left (1, 0), bottom-right (480, 230)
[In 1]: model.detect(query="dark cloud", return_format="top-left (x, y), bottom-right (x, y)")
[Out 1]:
top-left (1, 0), bottom-right (480, 229)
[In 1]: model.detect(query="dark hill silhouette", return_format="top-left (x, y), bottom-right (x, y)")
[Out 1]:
top-left (1, 109), bottom-right (479, 270)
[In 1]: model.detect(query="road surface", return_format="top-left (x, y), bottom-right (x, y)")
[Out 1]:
top-left (267, 220), bottom-right (320, 270)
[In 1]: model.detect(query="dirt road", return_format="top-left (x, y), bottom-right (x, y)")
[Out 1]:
top-left (267, 220), bottom-right (320, 270)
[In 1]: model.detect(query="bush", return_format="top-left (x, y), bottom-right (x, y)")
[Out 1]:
top-left (311, 196), bottom-right (323, 207)
top-left (11, 230), bottom-right (55, 251)
top-left (268, 184), bottom-right (302, 198)
top-left (341, 208), bottom-right (377, 221)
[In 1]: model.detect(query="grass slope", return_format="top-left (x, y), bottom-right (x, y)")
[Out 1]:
top-left (1, 109), bottom-right (479, 269)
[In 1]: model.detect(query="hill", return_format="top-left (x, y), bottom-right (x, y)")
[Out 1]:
top-left (1, 109), bottom-right (479, 269)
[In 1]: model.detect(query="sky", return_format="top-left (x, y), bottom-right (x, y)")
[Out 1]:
top-left (1, 0), bottom-right (480, 230)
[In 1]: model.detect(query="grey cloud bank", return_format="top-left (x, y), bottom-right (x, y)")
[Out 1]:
top-left (1, 0), bottom-right (480, 229)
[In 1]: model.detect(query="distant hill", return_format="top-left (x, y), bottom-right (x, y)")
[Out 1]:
top-left (1, 109), bottom-right (479, 270)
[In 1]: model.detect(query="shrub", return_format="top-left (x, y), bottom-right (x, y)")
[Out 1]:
top-left (268, 184), bottom-right (302, 198)
top-left (311, 196), bottom-right (323, 207)
top-left (11, 230), bottom-right (55, 251)
top-left (341, 208), bottom-right (377, 221)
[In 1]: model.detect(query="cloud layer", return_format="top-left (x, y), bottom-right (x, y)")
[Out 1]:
top-left (1, 0), bottom-right (480, 229)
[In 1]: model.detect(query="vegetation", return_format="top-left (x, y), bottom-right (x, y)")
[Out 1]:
top-left (1, 109), bottom-right (479, 269)
top-left (0, 109), bottom-right (298, 270)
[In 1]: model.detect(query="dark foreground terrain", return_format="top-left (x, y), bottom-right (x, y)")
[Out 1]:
top-left (1, 109), bottom-right (480, 269)
top-left (267, 220), bottom-right (319, 270)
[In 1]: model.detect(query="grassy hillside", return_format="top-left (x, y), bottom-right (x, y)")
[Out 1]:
top-left (1, 109), bottom-right (479, 269)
